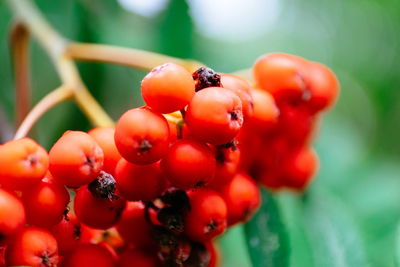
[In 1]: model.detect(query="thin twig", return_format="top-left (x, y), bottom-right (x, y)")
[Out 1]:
top-left (67, 43), bottom-right (203, 72)
top-left (14, 86), bottom-right (73, 140)
top-left (9, 22), bottom-right (30, 125)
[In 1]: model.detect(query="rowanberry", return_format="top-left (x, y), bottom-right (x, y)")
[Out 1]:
top-left (23, 177), bottom-right (70, 228)
top-left (253, 53), bottom-right (309, 105)
top-left (208, 143), bottom-right (240, 189)
top-left (0, 138), bottom-right (48, 190)
top-left (60, 243), bottom-right (116, 267)
top-left (304, 61), bottom-right (340, 113)
top-left (141, 63), bottom-right (195, 113)
top-left (88, 127), bottom-right (121, 175)
top-left (118, 248), bottom-right (160, 267)
top-left (281, 146), bottom-right (319, 190)
top-left (184, 189), bottom-right (227, 242)
top-left (247, 88), bottom-right (279, 133)
top-left (49, 131), bottom-right (104, 188)
top-left (116, 201), bottom-right (155, 248)
top-left (50, 211), bottom-right (81, 255)
top-left (161, 139), bottom-right (216, 189)
top-left (74, 185), bottom-right (125, 229)
top-left (114, 159), bottom-right (166, 201)
top-left (186, 87), bottom-right (244, 145)
top-left (5, 227), bottom-right (59, 267)
top-left (115, 107), bottom-right (169, 165)
top-left (0, 189), bottom-right (26, 243)
top-left (219, 172), bottom-right (261, 225)
top-left (221, 74), bottom-right (254, 119)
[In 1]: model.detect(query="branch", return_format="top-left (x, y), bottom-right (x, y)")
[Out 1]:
top-left (66, 43), bottom-right (203, 72)
top-left (9, 22), bottom-right (31, 125)
top-left (6, 0), bottom-right (114, 128)
top-left (14, 86), bottom-right (73, 140)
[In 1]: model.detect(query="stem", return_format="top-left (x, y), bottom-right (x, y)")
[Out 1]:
top-left (10, 22), bottom-right (31, 125)
top-left (67, 43), bottom-right (203, 72)
top-left (6, 0), bottom-right (114, 127)
top-left (14, 86), bottom-right (73, 140)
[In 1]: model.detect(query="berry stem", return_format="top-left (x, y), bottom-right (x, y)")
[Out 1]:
top-left (9, 22), bottom-right (31, 126)
top-left (67, 43), bottom-right (203, 72)
top-left (6, 0), bottom-right (114, 128)
top-left (14, 86), bottom-right (73, 140)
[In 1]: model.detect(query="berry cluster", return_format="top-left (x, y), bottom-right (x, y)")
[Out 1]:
top-left (0, 53), bottom-right (338, 267)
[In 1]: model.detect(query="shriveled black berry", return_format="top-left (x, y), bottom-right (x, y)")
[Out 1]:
top-left (184, 242), bottom-right (211, 267)
top-left (152, 226), bottom-right (179, 248)
top-left (157, 206), bottom-right (185, 233)
top-left (192, 67), bottom-right (221, 92)
top-left (88, 171), bottom-right (118, 200)
top-left (160, 188), bottom-right (190, 212)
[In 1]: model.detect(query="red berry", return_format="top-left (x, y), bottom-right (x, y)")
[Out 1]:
top-left (23, 178), bottom-right (70, 228)
top-left (114, 159), bottom-right (166, 201)
top-left (184, 190), bottom-right (227, 242)
top-left (116, 201), bottom-right (155, 248)
top-left (0, 138), bottom-right (48, 190)
top-left (186, 87), bottom-right (244, 145)
top-left (89, 127), bottom-right (121, 175)
top-left (161, 140), bottom-right (216, 189)
top-left (118, 248), bottom-right (160, 267)
top-left (219, 172), bottom-right (261, 225)
top-left (0, 189), bottom-right (25, 242)
top-left (208, 144), bottom-right (240, 189)
top-left (5, 227), bottom-right (59, 267)
top-left (74, 185), bottom-right (125, 229)
top-left (115, 107), bottom-right (169, 165)
top-left (60, 243), bottom-right (116, 267)
top-left (305, 62), bottom-right (340, 113)
top-left (253, 53), bottom-right (308, 104)
top-left (247, 88), bottom-right (279, 132)
top-left (50, 211), bottom-right (81, 255)
top-left (49, 131), bottom-right (104, 188)
top-left (221, 74), bottom-right (254, 119)
top-left (141, 63), bottom-right (195, 113)
top-left (281, 146), bottom-right (319, 190)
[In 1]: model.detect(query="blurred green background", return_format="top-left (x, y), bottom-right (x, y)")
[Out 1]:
top-left (1, 0), bottom-right (400, 266)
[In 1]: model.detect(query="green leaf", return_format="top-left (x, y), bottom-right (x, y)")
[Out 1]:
top-left (244, 189), bottom-right (290, 267)
top-left (395, 222), bottom-right (400, 267)
top-left (302, 190), bottom-right (369, 267)
top-left (217, 225), bottom-right (252, 267)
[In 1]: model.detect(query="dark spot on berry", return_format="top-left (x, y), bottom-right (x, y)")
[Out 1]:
top-left (192, 67), bottom-right (221, 92)
top-left (206, 221), bottom-right (218, 233)
top-left (73, 225), bottom-right (81, 240)
top-left (41, 253), bottom-right (51, 266)
top-left (85, 156), bottom-right (95, 170)
top-left (216, 150), bottom-right (225, 163)
top-left (230, 110), bottom-right (240, 121)
top-left (195, 181), bottom-right (205, 188)
top-left (27, 154), bottom-right (38, 166)
top-left (137, 139), bottom-right (152, 154)
top-left (88, 171), bottom-right (118, 200)
top-left (217, 139), bottom-right (238, 151)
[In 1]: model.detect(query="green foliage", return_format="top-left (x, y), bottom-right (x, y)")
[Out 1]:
top-left (1, 0), bottom-right (400, 266)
